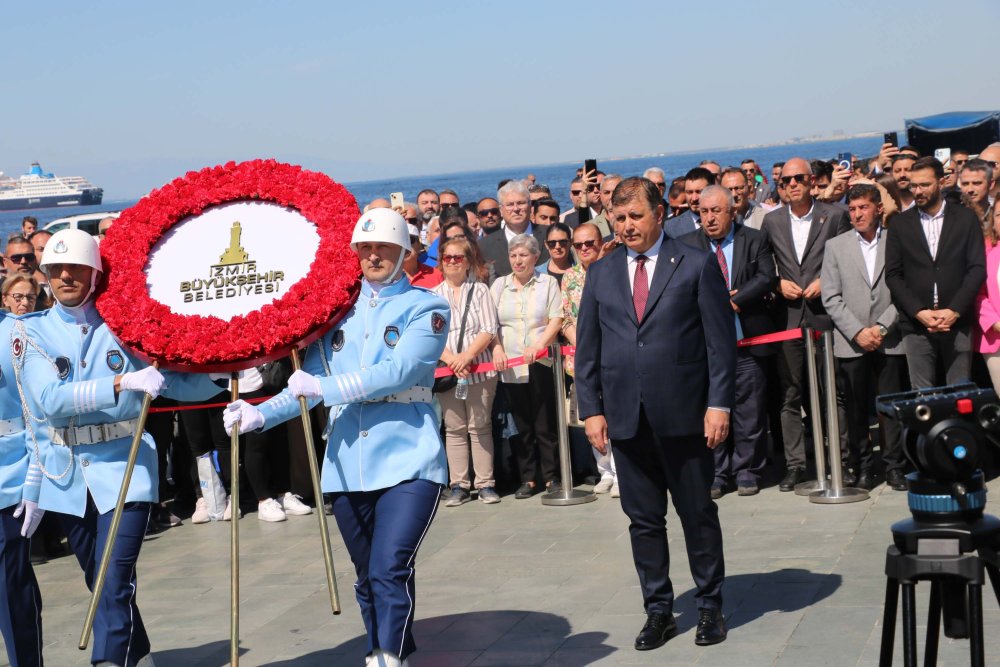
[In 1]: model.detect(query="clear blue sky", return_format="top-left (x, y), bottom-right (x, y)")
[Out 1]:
top-left (2, 1), bottom-right (998, 199)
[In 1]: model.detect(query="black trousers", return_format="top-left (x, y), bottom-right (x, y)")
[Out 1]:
top-left (902, 327), bottom-right (972, 389)
top-left (837, 352), bottom-right (908, 473)
top-left (613, 406), bottom-right (724, 613)
top-left (503, 364), bottom-right (559, 485)
top-left (776, 337), bottom-right (848, 469)
top-left (714, 352), bottom-right (769, 485)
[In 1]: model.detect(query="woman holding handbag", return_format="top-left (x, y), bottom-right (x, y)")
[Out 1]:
top-left (433, 237), bottom-right (502, 507)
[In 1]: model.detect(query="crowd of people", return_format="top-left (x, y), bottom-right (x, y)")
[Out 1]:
top-left (1, 138), bottom-right (999, 663)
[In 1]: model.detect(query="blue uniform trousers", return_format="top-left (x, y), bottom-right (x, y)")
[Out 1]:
top-left (0, 506), bottom-right (42, 667)
top-left (59, 498), bottom-right (151, 667)
top-left (331, 479), bottom-right (440, 660)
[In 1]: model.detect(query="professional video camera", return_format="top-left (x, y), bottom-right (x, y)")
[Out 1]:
top-left (875, 383), bottom-right (1000, 665)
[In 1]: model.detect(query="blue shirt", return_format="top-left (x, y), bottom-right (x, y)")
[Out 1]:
top-left (0, 313), bottom-right (40, 509)
top-left (711, 227), bottom-right (744, 341)
top-left (21, 302), bottom-right (224, 516)
top-left (258, 277), bottom-right (450, 492)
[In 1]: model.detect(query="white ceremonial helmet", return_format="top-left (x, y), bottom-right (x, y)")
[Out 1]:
top-left (350, 208), bottom-right (412, 284)
top-left (39, 228), bottom-right (103, 308)
top-left (350, 208), bottom-right (410, 253)
top-left (40, 228), bottom-right (103, 274)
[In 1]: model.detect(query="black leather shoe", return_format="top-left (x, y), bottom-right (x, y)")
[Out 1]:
top-left (514, 483), bottom-right (536, 499)
top-left (634, 612), bottom-right (677, 651)
top-left (841, 467), bottom-right (857, 487)
top-left (694, 607), bottom-right (727, 646)
top-left (779, 467), bottom-right (806, 492)
top-left (855, 470), bottom-right (875, 491)
top-left (887, 469), bottom-right (908, 491)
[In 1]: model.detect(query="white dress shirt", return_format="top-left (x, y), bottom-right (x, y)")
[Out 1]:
top-left (625, 232), bottom-right (664, 292)
top-left (919, 200), bottom-right (946, 260)
top-left (503, 221), bottom-right (534, 243)
top-left (857, 229), bottom-right (880, 285)
top-left (789, 203), bottom-right (815, 263)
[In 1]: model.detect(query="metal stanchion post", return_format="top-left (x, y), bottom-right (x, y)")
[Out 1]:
top-left (810, 331), bottom-right (869, 504)
top-left (795, 328), bottom-right (830, 495)
top-left (229, 373), bottom-right (241, 666)
top-left (541, 345), bottom-right (597, 506)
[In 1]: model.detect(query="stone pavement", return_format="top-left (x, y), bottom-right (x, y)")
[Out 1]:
top-left (14, 476), bottom-right (1000, 666)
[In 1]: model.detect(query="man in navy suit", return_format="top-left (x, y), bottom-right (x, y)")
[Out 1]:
top-left (576, 177), bottom-right (736, 651)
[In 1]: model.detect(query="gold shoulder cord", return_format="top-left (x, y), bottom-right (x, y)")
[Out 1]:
top-left (12, 319), bottom-right (74, 481)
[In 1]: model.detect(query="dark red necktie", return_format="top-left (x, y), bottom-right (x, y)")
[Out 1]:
top-left (633, 255), bottom-right (649, 321)
top-left (714, 241), bottom-right (730, 288)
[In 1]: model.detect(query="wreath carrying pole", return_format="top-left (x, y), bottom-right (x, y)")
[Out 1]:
top-left (78, 363), bottom-right (158, 651)
top-left (230, 373), bottom-right (242, 666)
top-left (290, 348), bottom-right (342, 614)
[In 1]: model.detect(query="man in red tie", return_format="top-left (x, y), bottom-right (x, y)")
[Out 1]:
top-left (575, 177), bottom-right (736, 651)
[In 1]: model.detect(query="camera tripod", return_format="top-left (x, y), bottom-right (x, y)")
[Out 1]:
top-left (879, 475), bottom-right (1000, 667)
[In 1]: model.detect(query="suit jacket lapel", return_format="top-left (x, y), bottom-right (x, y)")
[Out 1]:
top-left (934, 205), bottom-right (956, 263)
top-left (642, 246), bottom-right (682, 323)
top-left (846, 233), bottom-right (871, 287)
top-left (873, 229), bottom-right (887, 286)
top-left (614, 250), bottom-right (638, 327)
top-left (730, 227), bottom-right (745, 287)
top-left (801, 205), bottom-right (828, 263)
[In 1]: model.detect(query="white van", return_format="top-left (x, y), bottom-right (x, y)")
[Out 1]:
top-left (42, 211), bottom-right (121, 238)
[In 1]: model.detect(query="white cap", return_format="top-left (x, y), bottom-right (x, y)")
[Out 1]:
top-left (40, 228), bottom-right (103, 274)
top-left (350, 208), bottom-right (410, 252)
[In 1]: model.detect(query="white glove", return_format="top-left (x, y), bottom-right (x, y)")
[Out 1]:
top-left (288, 370), bottom-right (323, 399)
top-left (119, 366), bottom-right (165, 399)
top-left (13, 499), bottom-right (43, 539)
top-left (223, 400), bottom-right (265, 435)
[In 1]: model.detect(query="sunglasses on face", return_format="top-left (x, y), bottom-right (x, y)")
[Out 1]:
top-left (587, 184), bottom-right (599, 191)
top-left (570, 189), bottom-right (583, 196)
top-left (477, 207), bottom-right (500, 217)
top-left (572, 239), bottom-right (598, 250)
top-left (441, 254), bottom-right (467, 264)
top-left (779, 174), bottom-right (810, 186)
top-left (8, 253), bottom-right (34, 264)
top-left (545, 239), bottom-right (570, 249)
top-left (440, 202), bottom-right (459, 209)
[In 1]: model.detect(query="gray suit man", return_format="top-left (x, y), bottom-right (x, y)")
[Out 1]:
top-left (821, 183), bottom-right (908, 491)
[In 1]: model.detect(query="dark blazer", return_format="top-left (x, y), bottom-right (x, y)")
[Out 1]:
top-left (664, 209), bottom-right (700, 239)
top-left (478, 224), bottom-right (550, 280)
top-left (884, 202), bottom-right (986, 332)
top-left (679, 223), bottom-right (778, 357)
top-left (575, 236), bottom-right (736, 440)
top-left (760, 200), bottom-right (851, 331)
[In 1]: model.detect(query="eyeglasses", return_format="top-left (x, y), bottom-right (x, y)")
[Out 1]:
top-left (8, 253), bottom-right (34, 264)
top-left (441, 254), bottom-right (466, 264)
top-left (570, 189), bottom-right (583, 196)
top-left (572, 240), bottom-right (598, 250)
top-left (440, 202), bottom-right (459, 209)
top-left (650, 181), bottom-right (666, 190)
top-left (502, 200), bottom-right (529, 209)
top-left (477, 207), bottom-right (500, 217)
top-left (545, 239), bottom-right (570, 249)
top-left (779, 174), bottom-right (810, 186)
top-left (587, 184), bottom-right (599, 191)
top-left (5, 293), bottom-right (36, 303)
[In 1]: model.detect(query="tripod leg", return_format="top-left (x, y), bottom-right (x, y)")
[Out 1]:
top-left (924, 581), bottom-right (940, 667)
top-left (986, 562), bottom-right (1000, 605)
top-left (902, 582), bottom-right (918, 667)
top-left (969, 584), bottom-right (984, 667)
top-left (879, 578), bottom-right (899, 667)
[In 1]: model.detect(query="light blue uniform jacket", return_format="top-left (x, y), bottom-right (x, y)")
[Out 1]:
top-left (258, 278), bottom-right (450, 492)
top-left (20, 303), bottom-right (225, 517)
top-left (0, 313), bottom-right (40, 509)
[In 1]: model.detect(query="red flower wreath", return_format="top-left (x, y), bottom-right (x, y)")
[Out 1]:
top-left (96, 159), bottom-right (361, 372)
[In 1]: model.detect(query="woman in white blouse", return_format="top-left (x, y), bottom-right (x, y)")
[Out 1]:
top-left (434, 237), bottom-right (502, 507)
top-left (490, 234), bottom-right (564, 499)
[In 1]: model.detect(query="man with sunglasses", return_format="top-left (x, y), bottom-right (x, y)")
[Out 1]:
top-left (980, 143), bottom-right (1000, 201)
top-left (584, 174), bottom-right (619, 240)
top-left (761, 158), bottom-right (851, 492)
top-left (3, 237), bottom-right (44, 311)
top-left (476, 197), bottom-right (503, 235)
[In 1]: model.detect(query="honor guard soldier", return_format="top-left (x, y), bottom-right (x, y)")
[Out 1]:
top-left (226, 208), bottom-right (450, 667)
top-left (0, 309), bottom-right (44, 667)
top-left (19, 229), bottom-right (225, 667)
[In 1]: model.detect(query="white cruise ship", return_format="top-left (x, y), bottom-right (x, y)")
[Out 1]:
top-left (0, 163), bottom-right (103, 211)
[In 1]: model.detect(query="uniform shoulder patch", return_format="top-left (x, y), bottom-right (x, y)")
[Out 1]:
top-left (11, 336), bottom-right (23, 359)
top-left (55, 356), bottom-right (71, 380)
top-left (431, 312), bottom-right (446, 334)
top-left (331, 329), bottom-right (345, 352)
top-left (106, 350), bottom-right (125, 372)
top-left (383, 326), bottom-right (400, 348)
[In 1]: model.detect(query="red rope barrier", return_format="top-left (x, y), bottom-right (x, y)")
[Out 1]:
top-left (146, 329), bottom-right (808, 413)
